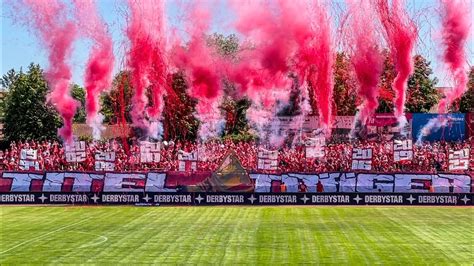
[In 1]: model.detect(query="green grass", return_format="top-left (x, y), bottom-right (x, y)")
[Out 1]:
top-left (0, 206), bottom-right (473, 265)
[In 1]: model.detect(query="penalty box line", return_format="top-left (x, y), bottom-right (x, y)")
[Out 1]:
top-left (0, 217), bottom-right (94, 256)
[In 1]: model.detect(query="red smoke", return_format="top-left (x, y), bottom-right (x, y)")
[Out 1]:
top-left (23, 0), bottom-right (78, 143)
top-left (437, 0), bottom-right (471, 113)
top-left (303, 1), bottom-right (334, 131)
top-left (347, 0), bottom-right (384, 125)
top-left (171, 3), bottom-right (224, 139)
top-left (73, 0), bottom-right (115, 139)
top-left (376, 0), bottom-right (417, 120)
top-left (126, 0), bottom-right (168, 137)
top-left (229, 0), bottom-right (334, 133)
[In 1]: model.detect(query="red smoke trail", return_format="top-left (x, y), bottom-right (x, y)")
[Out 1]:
top-left (437, 0), bottom-right (471, 113)
top-left (305, 0), bottom-right (334, 132)
top-left (23, 0), bottom-right (78, 143)
top-left (229, 0), bottom-right (292, 108)
top-left (73, 0), bottom-right (115, 140)
top-left (347, 0), bottom-right (384, 126)
top-left (227, 0), bottom-right (303, 141)
top-left (228, 0), bottom-right (335, 138)
top-left (376, 0), bottom-right (417, 121)
top-left (118, 74), bottom-right (130, 154)
top-left (126, 0), bottom-right (168, 137)
top-left (143, 0), bottom-right (169, 139)
top-left (171, 3), bottom-right (224, 140)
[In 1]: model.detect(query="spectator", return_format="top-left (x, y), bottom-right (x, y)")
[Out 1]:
top-left (316, 181), bottom-right (324, 193)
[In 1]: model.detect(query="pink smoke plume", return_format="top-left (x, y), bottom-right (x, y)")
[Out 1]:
top-left (73, 0), bottom-right (115, 140)
top-left (23, 0), bottom-right (78, 143)
top-left (437, 0), bottom-right (471, 113)
top-left (126, 0), bottom-right (168, 138)
top-left (171, 3), bottom-right (224, 140)
top-left (304, 0), bottom-right (335, 132)
top-left (227, 0), bottom-right (335, 139)
top-left (347, 0), bottom-right (384, 126)
top-left (376, 0), bottom-right (417, 121)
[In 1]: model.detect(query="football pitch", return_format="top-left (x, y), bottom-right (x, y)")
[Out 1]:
top-left (0, 206), bottom-right (473, 264)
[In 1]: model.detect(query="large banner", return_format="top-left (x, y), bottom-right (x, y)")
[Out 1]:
top-left (0, 192), bottom-right (471, 206)
top-left (1, 171), bottom-right (472, 194)
top-left (412, 113), bottom-right (466, 141)
top-left (367, 113), bottom-right (413, 140)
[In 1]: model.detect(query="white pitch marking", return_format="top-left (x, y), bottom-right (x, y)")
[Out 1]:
top-left (75, 231), bottom-right (108, 249)
top-left (0, 217), bottom-right (93, 256)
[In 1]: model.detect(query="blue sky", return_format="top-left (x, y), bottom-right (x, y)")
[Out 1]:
top-left (1, 0), bottom-right (473, 88)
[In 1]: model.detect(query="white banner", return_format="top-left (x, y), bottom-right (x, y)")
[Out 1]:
top-left (393, 139), bottom-right (413, 162)
top-left (139, 141), bottom-right (161, 163)
top-left (305, 137), bottom-right (326, 159)
top-left (333, 116), bottom-right (355, 129)
top-left (178, 150), bottom-right (198, 172)
top-left (257, 149), bottom-right (278, 170)
top-left (65, 141), bottom-right (86, 163)
top-left (19, 149), bottom-right (39, 171)
top-left (20, 149), bottom-right (37, 160)
top-left (449, 148), bottom-right (470, 170)
top-left (352, 148), bottom-right (372, 170)
top-left (94, 151), bottom-right (115, 171)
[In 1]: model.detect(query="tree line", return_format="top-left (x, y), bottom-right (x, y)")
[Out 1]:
top-left (1, 34), bottom-right (473, 143)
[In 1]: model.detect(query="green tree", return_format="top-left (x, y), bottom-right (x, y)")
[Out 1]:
top-left (333, 52), bottom-right (357, 115)
top-left (3, 63), bottom-right (61, 142)
top-left (162, 72), bottom-right (199, 141)
top-left (207, 33), bottom-right (239, 59)
top-left (71, 84), bottom-right (86, 123)
top-left (101, 71), bottom-right (133, 124)
top-left (404, 55), bottom-right (439, 113)
top-left (376, 51), bottom-right (396, 113)
top-left (454, 67), bottom-right (474, 113)
top-left (208, 33), bottom-right (253, 138)
top-left (1, 68), bottom-right (20, 89)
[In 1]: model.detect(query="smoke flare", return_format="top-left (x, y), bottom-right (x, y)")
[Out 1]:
top-left (306, 0), bottom-right (334, 133)
top-left (126, 0), bottom-right (168, 137)
top-left (171, 3), bottom-right (224, 140)
top-left (376, 0), bottom-right (417, 122)
top-left (23, 0), bottom-right (79, 143)
top-left (347, 0), bottom-right (384, 127)
top-left (73, 0), bottom-right (115, 140)
top-left (437, 0), bottom-right (471, 113)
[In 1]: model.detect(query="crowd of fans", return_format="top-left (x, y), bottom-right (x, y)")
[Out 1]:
top-left (0, 138), bottom-right (472, 173)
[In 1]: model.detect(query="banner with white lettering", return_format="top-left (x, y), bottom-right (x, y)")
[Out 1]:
top-left (94, 151), bottom-right (116, 171)
top-left (393, 139), bottom-right (413, 162)
top-left (449, 149), bottom-right (470, 170)
top-left (257, 149), bottom-right (278, 170)
top-left (0, 192), bottom-right (471, 206)
top-left (305, 137), bottom-right (326, 159)
top-left (1, 171), bottom-right (472, 194)
top-left (178, 150), bottom-right (198, 172)
top-left (19, 149), bottom-right (39, 171)
top-left (65, 141), bottom-right (86, 163)
top-left (351, 148), bottom-right (372, 170)
top-left (139, 141), bottom-right (161, 163)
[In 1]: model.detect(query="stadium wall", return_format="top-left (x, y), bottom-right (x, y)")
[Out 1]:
top-left (0, 171), bottom-right (472, 206)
